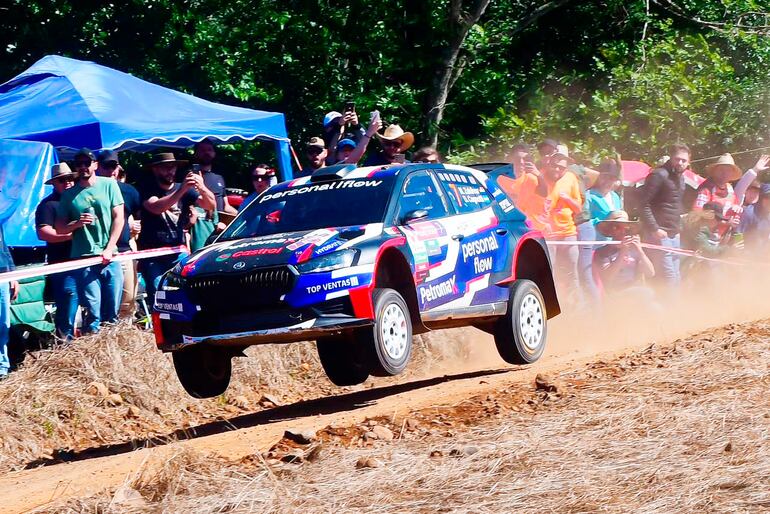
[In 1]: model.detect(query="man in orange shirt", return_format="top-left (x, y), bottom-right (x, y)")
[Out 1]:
top-left (536, 152), bottom-right (583, 304)
top-left (497, 143), bottom-right (549, 231)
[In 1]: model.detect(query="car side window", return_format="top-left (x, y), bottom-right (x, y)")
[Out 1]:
top-left (435, 170), bottom-right (495, 214)
top-left (395, 171), bottom-right (450, 223)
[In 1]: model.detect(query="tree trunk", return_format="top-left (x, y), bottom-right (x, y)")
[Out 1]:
top-left (423, 0), bottom-right (574, 149)
top-left (424, 0), bottom-right (490, 148)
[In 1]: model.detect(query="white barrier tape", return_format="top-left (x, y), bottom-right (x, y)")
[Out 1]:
top-left (0, 245), bottom-right (186, 283)
top-left (546, 239), bottom-right (749, 266)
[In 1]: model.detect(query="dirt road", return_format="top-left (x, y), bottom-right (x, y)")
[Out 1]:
top-left (2, 300), bottom-right (761, 514)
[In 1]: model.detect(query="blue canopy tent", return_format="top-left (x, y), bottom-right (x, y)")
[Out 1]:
top-left (0, 55), bottom-right (294, 178)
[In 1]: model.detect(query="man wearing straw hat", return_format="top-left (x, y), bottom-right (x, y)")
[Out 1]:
top-left (692, 153), bottom-right (741, 218)
top-left (138, 152), bottom-right (215, 305)
top-left (363, 124), bottom-right (415, 167)
top-left (36, 163), bottom-right (78, 339)
top-left (593, 211), bottom-right (655, 294)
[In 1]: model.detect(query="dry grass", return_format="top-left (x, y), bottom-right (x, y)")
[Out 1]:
top-left (37, 321), bottom-right (770, 513)
top-left (0, 322), bottom-right (473, 473)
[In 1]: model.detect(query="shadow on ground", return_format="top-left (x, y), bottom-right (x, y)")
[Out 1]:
top-left (24, 366), bottom-right (518, 469)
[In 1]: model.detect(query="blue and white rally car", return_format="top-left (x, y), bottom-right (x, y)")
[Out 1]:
top-left (153, 163), bottom-right (560, 398)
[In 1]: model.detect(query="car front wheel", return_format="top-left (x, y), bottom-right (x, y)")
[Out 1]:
top-left (494, 279), bottom-right (547, 365)
top-left (362, 288), bottom-right (413, 376)
top-left (172, 344), bottom-right (232, 398)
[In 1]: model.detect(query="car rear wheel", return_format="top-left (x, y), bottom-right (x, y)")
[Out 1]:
top-left (363, 288), bottom-right (413, 376)
top-left (316, 336), bottom-right (370, 386)
top-left (494, 279), bottom-right (547, 365)
top-left (172, 344), bottom-right (232, 398)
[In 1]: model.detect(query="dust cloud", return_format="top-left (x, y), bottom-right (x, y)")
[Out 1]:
top-left (412, 264), bottom-right (770, 376)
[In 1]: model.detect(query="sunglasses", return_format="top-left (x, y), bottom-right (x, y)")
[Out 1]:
top-left (101, 161), bottom-right (119, 169)
top-left (54, 176), bottom-right (75, 184)
top-left (251, 175), bottom-right (270, 181)
top-left (306, 147), bottom-right (324, 155)
top-left (74, 159), bottom-right (92, 167)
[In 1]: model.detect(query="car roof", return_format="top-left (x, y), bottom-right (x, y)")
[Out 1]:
top-left (272, 163), bottom-right (487, 192)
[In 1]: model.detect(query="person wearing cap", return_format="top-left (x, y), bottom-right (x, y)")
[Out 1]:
top-left (534, 151), bottom-right (583, 304)
top-left (335, 138), bottom-right (357, 163)
top-left (363, 124), bottom-right (414, 167)
top-left (36, 163), bottom-right (78, 338)
top-left (240, 164), bottom-right (277, 211)
top-left (55, 148), bottom-right (125, 334)
top-left (96, 150), bottom-right (142, 319)
top-left (738, 183), bottom-right (770, 256)
top-left (138, 152), bottom-right (215, 305)
top-left (637, 143), bottom-right (690, 287)
top-left (322, 108), bottom-right (368, 165)
top-left (593, 211), bottom-right (655, 295)
top-left (301, 137), bottom-right (328, 177)
top-left (535, 138), bottom-right (559, 169)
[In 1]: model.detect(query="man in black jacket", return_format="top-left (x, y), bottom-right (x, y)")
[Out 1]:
top-left (638, 143), bottom-right (690, 286)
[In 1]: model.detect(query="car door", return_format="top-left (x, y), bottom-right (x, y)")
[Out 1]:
top-left (394, 170), bottom-right (462, 312)
top-left (433, 168), bottom-right (512, 307)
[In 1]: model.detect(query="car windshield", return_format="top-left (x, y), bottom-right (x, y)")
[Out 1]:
top-left (220, 176), bottom-right (396, 239)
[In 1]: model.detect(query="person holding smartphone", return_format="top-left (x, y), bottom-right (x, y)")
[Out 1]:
top-left (594, 211), bottom-right (655, 295)
top-left (322, 101), bottom-right (368, 164)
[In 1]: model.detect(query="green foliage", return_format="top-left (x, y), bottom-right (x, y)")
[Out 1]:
top-left (2, 0), bottom-right (770, 175)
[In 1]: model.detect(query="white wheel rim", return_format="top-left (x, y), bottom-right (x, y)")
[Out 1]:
top-left (380, 303), bottom-right (409, 360)
top-left (518, 293), bottom-right (544, 353)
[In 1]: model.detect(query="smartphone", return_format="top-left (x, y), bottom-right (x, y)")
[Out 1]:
top-left (393, 153), bottom-right (406, 164)
top-left (191, 164), bottom-right (202, 175)
top-left (344, 100), bottom-right (355, 113)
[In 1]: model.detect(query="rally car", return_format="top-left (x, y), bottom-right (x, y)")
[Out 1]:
top-left (153, 163), bottom-right (560, 398)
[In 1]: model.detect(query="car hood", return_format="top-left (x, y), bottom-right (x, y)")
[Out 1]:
top-left (178, 226), bottom-right (371, 276)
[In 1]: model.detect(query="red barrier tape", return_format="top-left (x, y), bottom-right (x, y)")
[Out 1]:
top-left (0, 246), bottom-right (186, 283)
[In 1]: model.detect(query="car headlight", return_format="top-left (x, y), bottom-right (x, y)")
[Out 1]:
top-left (160, 272), bottom-right (187, 291)
top-left (297, 249), bottom-right (357, 273)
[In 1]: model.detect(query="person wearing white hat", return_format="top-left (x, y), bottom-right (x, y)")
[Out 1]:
top-left (363, 124), bottom-right (415, 167)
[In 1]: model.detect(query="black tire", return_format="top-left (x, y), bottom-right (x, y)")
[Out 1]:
top-left (361, 288), bottom-right (413, 376)
top-left (172, 344), bottom-right (232, 398)
top-left (316, 336), bottom-right (370, 386)
top-left (494, 279), bottom-right (547, 365)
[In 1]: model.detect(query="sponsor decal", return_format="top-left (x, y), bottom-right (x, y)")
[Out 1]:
top-left (231, 248), bottom-right (283, 258)
top-left (287, 229), bottom-right (338, 251)
top-left (216, 253), bottom-right (231, 261)
top-left (473, 255), bottom-right (493, 274)
top-left (233, 261), bottom-right (246, 270)
top-left (419, 276), bottom-right (457, 304)
top-left (461, 233), bottom-right (499, 262)
top-left (156, 301), bottom-right (184, 312)
top-left (305, 276), bottom-right (359, 294)
top-left (260, 179), bottom-right (384, 203)
top-left (314, 239), bottom-right (345, 256)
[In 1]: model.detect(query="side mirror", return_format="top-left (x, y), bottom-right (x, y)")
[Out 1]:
top-left (402, 209), bottom-right (429, 225)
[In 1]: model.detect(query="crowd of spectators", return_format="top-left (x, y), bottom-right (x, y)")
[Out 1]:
top-left (0, 101), bottom-right (767, 378)
top-left (497, 140), bottom-right (770, 309)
